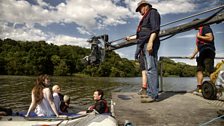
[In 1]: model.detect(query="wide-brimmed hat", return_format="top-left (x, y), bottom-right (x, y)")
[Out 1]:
top-left (136, 0), bottom-right (152, 12)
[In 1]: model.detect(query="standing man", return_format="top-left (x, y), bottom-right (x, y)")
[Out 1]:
top-left (127, 0), bottom-right (161, 102)
top-left (190, 19), bottom-right (216, 93)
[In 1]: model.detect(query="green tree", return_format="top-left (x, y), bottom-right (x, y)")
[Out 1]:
top-left (54, 60), bottom-right (69, 76)
top-left (0, 38), bottom-right (197, 77)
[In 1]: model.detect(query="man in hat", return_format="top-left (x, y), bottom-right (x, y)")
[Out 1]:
top-left (126, 0), bottom-right (161, 102)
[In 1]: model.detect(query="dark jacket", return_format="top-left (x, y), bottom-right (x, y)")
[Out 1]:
top-left (87, 99), bottom-right (109, 114)
top-left (197, 25), bottom-right (215, 54)
top-left (135, 8), bottom-right (161, 59)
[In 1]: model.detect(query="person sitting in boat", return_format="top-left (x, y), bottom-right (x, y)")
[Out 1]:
top-left (52, 85), bottom-right (63, 114)
top-left (0, 107), bottom-right (12, 116)
top-left (78, 89), bottom-right (109, 115)
top-left (52, 85), bottom-right (70, 113)
top-left (86, 89), bottom-right (109, 114)
top-left (60, 95), bottom-right (70, 113)
top-left (25, 74), bottom-right (60, 117)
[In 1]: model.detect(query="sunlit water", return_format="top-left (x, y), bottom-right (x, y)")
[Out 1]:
top-left (0, 76), bottom-right (202, 113)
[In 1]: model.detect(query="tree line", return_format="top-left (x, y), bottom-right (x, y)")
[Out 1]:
top-left (0, 39), bottom-right (139, 77)
top-left (0, 39), bottom-right (197, 77)
top-left (159, 57), bottom-right (197, 77)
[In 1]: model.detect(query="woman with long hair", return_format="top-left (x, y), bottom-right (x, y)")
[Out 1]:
top-left (25, 74), bottom-right (59, 117)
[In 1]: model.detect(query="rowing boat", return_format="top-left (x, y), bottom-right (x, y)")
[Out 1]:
top-left (0, 112), bottom-right (117, 126)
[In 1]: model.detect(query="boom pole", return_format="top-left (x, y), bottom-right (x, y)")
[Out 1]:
top-left (83, 5), bottom-right (224, 65)
top-left (106, 7), bottom-right (224, 51)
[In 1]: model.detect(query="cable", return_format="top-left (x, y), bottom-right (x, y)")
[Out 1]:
top-left (161, 4), bottom-right (224, 27)
top-left (199, 115), bottom-right (224, 126)
top-left (160, 34), bottom-right (176, 41)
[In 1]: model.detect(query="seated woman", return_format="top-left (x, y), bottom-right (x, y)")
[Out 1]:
top-left (25, 74), bottom-right (59, 117)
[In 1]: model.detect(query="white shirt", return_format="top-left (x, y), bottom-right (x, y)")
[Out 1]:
top-left (35, 88), bottom-right (54, 116)
top-left (53, 92), bottom-right (62, 113)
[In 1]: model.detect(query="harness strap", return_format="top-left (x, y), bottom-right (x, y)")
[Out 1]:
top-left (90, 99), bottom-right (109, 113)
top-left (102, 100), bottom-right (109, 113)
top-left (196, 27), bottom-right (206, 46)
top-left (137, 10), bottom-right (150, 33)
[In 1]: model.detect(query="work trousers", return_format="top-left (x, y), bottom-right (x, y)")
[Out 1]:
top-left (143, 44), bottom-right (159, 99)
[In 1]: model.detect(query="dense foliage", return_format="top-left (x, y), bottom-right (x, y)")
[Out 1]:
top-left (0, 39), bottom-right (139, 77)
top-left (159, 57), bottom-right (197, 77)
top-left (0, 39), bottom-right (197, 77)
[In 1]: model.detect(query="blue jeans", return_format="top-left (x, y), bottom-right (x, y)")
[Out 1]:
top-left (143, 44), bottom-right (159, 99)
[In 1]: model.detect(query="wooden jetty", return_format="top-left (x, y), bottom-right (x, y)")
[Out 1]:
top-left (111, 92), bottom-right (224, 126)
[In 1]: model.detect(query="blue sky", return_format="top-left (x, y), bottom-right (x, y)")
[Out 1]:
top-left (0, 0), bottom-right (224, 65)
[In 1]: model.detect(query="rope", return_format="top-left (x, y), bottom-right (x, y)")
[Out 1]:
top-left (199, 114), bottom-right (224, 126)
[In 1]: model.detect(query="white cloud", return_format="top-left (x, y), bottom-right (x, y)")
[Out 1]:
top-left (48, 35), bottom-right (89, 47)
top-left (124, 0), bottom-right (141, 18)
top-left (152, 0), bottom-right (196, 15)
top-left (0, 0), bottom-right (58, 26)
top-left (36, 0), bottom-right (51, 8)
top-left (125, 0), bottom-right (196, 15)
top-left (0, 22), bottom-right (47, 41)
top-left (0, 22), bottom-right (89, 47)
top-left (173, 59), bottom-right (197, 66)
top-left (0, 0), bottom-right (196, 30)
top-left (0, 0), bottom-right (199, 48)
top-left (0, 0), bottom-right (132, 45)
top-left (115, 50), bottom-right (126, 58)
top-left (0, 0), bottom-right (132, 30)
top-left (64, 0), bottom-right (132, 29)
top-left (76, 27), bottom-right (92, 35)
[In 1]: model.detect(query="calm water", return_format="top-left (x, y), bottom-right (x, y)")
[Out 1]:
top-left (0, 76), bottom-right (201, 113)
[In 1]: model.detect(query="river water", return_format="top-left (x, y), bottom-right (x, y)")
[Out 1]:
top-left (0, 75), bottom-right (202, 113)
